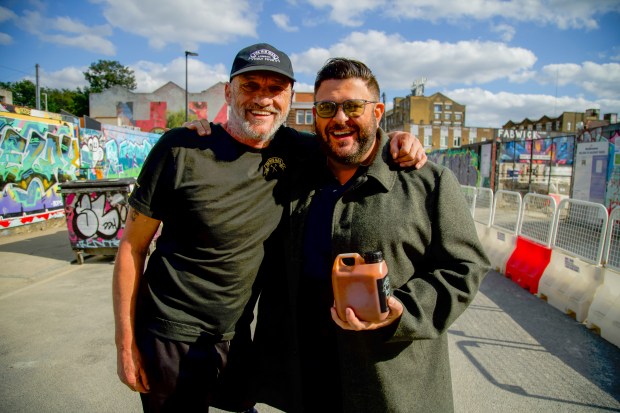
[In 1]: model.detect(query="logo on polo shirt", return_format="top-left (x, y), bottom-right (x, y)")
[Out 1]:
top-left (263, 157), bottom-right (286, 178)
top-left (249, 49), bottom-right (281, 63)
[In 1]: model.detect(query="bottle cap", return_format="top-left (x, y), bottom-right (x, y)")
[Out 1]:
top-left (363, 251), bottom-right (383, 263)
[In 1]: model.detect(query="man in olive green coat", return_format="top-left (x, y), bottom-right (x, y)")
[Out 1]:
top-left (252, 58), bottom-right (491, 412)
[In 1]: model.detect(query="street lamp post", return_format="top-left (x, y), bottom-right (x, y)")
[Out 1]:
top-left (185, 51), bottom-right (199, 122)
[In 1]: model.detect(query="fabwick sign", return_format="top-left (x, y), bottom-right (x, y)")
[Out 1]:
top-left (497, 129), bottom-right (548, 140)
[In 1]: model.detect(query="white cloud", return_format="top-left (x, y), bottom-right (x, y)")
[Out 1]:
top-left (390, 0), bottom-right (620, 29)
top-left (36, 66), bottom-right (90, 90)
top-left (0, 32), bottom-right (12, 45)
top-left (305, 0), bottom-right (620, 30)
top-left (45, 33), bottom-right (115, 56)
top-left (541, 62), bottom-right (620, 99)
top-left (306, 0), bottom-right (384, 26)
top-left (33, 57), bottom-right (230, 94)
top-left (19, 9), bottom-right (116, 55)
top-left (0, 6), bottom-right (17, 22)
top-left (491, 23), bottom-right (516, 42)
top-left (291, 31), bottom-right (537, 90)
top-left (272, 14), bottom-right (299, 32)
top-left (99, 0), bottom-right (258, 50)
top-left (130, 58), bottom-right (229, 93)
top-left (443, 87), bottom-right (620, 127)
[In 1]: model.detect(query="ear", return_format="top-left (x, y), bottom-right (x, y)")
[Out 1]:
top-left (224, 82), bottom-right (232, 104)
top-left (374, 102), bottom-right (385, 123)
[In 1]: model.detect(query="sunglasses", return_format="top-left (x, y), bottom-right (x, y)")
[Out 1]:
top-left (314, 99), bottom-right (377, 118)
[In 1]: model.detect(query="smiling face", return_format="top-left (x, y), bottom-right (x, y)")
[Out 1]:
top-left (225, 71), bottom-right (293, 148)
top-left (313, 77), bottom-right (384, 166)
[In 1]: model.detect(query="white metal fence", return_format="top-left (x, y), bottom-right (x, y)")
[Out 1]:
top-left (461, 185), bottom-right (477, 217)
top-left (518, 194), bottom-right (557, 247)
top-left (491, 190), bottom-right (522, 234)
top-left (474, 187), bottom-right (493, 226)
top-left (604, 207), bottom-right (620, 271)
top-left (552, 199), bottom-right (608, 265)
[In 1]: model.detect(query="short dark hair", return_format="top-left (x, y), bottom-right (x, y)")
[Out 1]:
top-left (314, 58), bottom-right (380, 100)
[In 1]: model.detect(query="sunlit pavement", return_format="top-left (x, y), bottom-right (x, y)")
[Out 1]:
top-left (0, 226), bottom-right (618, 413)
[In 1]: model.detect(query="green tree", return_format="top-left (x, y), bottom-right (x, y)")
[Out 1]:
top-left (2, 79), bottom-right (36, 107)
top-left (166, 109), bottom-right (197, 128)
top-left (84, 60), bottom-right (137, 93)
top-left (43, 87), bottom-right (90, 117)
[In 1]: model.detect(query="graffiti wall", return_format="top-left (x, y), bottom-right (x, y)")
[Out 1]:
top-left (429, 146), bottom-right (481, 187)
top-left (79, 124), bottom-right (160, 180)
top-left (0, 106), bottom-right (162, 230)
top-left (0, 107), bottom-right (80, 223)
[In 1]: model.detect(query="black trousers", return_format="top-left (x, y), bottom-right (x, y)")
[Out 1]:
top-left (137, 330), bottom-right (255, 412)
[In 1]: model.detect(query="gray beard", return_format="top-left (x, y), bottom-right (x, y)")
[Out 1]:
top-left (227, 105), bottom-right (289, 145)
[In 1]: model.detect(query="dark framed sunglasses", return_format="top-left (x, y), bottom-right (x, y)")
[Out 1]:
top-left (314, 99), bottom-right (377, 118)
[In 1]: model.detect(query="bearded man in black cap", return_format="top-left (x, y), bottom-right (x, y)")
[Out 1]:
top-left (112, 43), bottom-right (425, 412)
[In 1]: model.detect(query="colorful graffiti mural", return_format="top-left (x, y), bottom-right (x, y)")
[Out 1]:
top-left (78, 125), bottom-right (160, 180)
top-left (0, 106), bottom-right (162, 230)
top-left (0, 110), bottom-right (80, 219)
top-left (429, 146), bottom-right (481, 187)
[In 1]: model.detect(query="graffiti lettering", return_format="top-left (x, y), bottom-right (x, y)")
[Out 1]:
top-left (72, 193), bottom-right (124, 240)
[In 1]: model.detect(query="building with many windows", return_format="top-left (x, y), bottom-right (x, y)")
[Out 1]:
top-left (385, 91), bottom-right (493, 150)
top-left (501, 109), bottom-right (602, 135)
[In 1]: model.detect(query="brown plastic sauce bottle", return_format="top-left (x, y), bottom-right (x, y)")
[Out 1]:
top-left (332, 251), bottom-right (391, 322)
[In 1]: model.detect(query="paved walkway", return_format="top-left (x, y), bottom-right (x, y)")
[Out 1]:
top-left (0, 226), bottom-right (618, 412)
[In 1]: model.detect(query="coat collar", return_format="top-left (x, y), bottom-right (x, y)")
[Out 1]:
top-left (360, 128), bottom-right (397, 193)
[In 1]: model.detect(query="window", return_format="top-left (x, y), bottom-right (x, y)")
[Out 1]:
top-left (455, 113), bottom-right (462, 121)
top-left (440, 127), bottom-right (448, 148)
top-left (434, 104), bottom-right (442, 112)
top-left (296, 110), bottom-right (313, 124)
top-left (445, 104), bottom-right (452, 111)
top-left (453, 134), bottom-right (461, 147)
top-left (424, 134), bottom-right (431, 147)
top-left (445, 113), bottom-right (451, 121)
top-left (546, 122), bottom-right (552, 132)
top-left (434, 113), bottom-right (441, 120)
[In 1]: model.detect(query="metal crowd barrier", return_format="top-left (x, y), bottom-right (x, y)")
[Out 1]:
top-left (505, 194), bottom-right (556, 294)
top-left (538, 199), bottom-right (608, 322)
top-left (486, 190), bottom-right (522, 274)
top-left (468, 188), bottom-right (619, 348)
top-left (586, 207), bottom-right (620, 348)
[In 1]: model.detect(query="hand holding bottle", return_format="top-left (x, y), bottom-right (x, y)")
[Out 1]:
top-left (330, 296), bottom-right (403, 331)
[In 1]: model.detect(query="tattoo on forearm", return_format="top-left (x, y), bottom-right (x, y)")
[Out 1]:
top-left (130, 209), bottom-right (140, 222)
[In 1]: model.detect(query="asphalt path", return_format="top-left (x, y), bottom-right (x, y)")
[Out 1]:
top-left (0, 226), bottom-right (618, 412)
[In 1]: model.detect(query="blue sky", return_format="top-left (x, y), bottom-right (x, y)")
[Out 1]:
top-left (1, 0), bottom-right (619, 128)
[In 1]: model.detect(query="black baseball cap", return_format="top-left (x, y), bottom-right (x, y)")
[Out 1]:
top-left (230, 43), bottom-right (295, 82)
